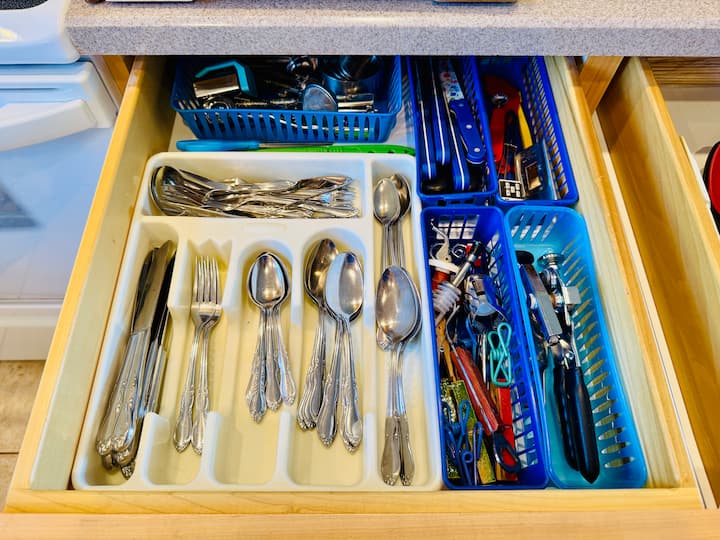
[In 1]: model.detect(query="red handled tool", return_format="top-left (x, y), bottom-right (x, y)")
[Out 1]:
top-left (450, 346), bottom-right (520, 474)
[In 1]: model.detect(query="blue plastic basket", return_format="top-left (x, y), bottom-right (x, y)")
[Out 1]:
top-left (421, 206), bottom-right (548, 489)
top-left (475, 57), bottom-right (579, 208)
top-left (408, 57), bottom-right (497, 207)
top-left (171, 57), bottom-right (402, 143)
top-left (505, 206), bottom-right (647, 489)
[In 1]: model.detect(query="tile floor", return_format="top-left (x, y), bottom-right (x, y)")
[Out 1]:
top-left (0, 361), bottom-right (44, 508)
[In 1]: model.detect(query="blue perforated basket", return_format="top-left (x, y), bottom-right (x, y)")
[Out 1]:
top-left (408, 56), bottom-right (497, 207)
top-left (475, 57), bottom-right (579, 208)
top-left (171, 57), bottom-right (402, 143)
top-left (421, 205), bottom-right (548, 490)
top-left (505, 206), bottom-right (647, 489)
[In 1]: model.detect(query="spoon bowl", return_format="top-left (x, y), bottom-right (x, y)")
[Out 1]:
top-left (376, 266), bottom-right (420, 345)
top-left (325, 252), bottom-right (364, 322)
top-left (304, 239), bottom-right (339, 307)
top-left (248, 252), bottom-right (288, 308)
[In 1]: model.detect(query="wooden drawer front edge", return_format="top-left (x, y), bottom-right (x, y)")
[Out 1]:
top-left (4, 57), bottom-right (702, 514)
top-left (597, 57), bottom-right (720, 504)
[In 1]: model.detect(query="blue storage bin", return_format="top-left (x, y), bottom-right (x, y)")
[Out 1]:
top-left (505, 206), bottom-right (647, 488)
top-left (475, 57), bottom-right (579, 208)
top-left (171, 57), bottom-right (402, 143)
top-left (421, 206), bottom-right (548, 489)
top-left (408, 57), bottom-right (497, 207)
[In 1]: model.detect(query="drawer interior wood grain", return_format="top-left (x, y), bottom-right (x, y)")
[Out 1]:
top-left (4, 56), bottom-right (704, 514)
top-left (597, 56), bottom-right (720, 506)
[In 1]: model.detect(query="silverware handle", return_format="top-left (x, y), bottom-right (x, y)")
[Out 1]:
top-left (246, 310), bottom-right (268, 422)
top-left (316, 319), bottom-right (342, 446)
top-left (297, 307), bottom-right (328, 429)
top-left (382, 223), bottom-right (393, 272)
top-left (273, 306), bottom-right (296, 405)
top-left (397, 413), bottom-right (415, 486)
top-left (264, 307), bottom-right (282, 410)
top-left (96, 332), bottom-right (141, 456)
top-left (173, 326), bottom-right (201, 451)
top-left (392, 218), bottom-right (406, 269)
top-left (381, 415), bottom-right (401, 486)
top-left (109, 329), bottom-right (150, 453)
top-left (340, 319), bottom-right (362, 452)
top-left (192, 326), bottom-right (211, 454)
top-left (395, 338), bottom-right (414, 485)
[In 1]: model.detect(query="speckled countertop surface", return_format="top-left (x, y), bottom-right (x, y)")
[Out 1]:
top-left (66, 0), bottom-right (720, 56)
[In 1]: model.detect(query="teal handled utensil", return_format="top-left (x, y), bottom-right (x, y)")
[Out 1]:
top-left (176, 139), bottom-right (415, 155)
top-left (486, 322), bottom-right (513, 388)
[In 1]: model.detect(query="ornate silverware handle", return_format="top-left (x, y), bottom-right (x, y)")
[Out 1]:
top-left (273, 306), bottom-right (296, 405)
top-left (246, 310), bottom-right (268, 423)
top-left (297, 307), bottom-right (328, 429)
top-left (381, 345), bottom-right (402, 485)
top-left (340, 318), bottom-right (362, 452)
top-left (174, 325), bottom-right (202, 452)
top-left (317, 320), bottom-right (343, 446)
top-left (264, 307), bottom-right (282, 410)
top-left (109, 329), bottom-right (150, 454)
top-left (96, 331), bottom-right (143, 457)
top-left (192, 326), bottom-right (211, 455)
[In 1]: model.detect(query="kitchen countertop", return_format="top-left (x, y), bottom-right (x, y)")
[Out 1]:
top-left (66, 0), bottom-right (720, 57)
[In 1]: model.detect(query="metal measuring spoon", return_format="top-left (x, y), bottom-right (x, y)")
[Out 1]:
top-left (297, 239), bottom-right (339, 430)
top-left (376, 265), bottom-right (422, 486)
top-left (317, 252), bottom-right (364, 451)
top-left (247, 252), bottom-right (294, 422)
top-left (302, 83), bottom-right (339, 112)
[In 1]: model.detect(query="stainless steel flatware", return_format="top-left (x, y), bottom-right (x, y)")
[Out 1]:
top-left (317, 252), bottom-right (364, 451)
top-left (376, 265), bottom-right (422, 486)
top-left (174, 256), bottom-right (222, 454)
top-left (96, 241), bottom-right (175, 475)
top-left (246, 252), bottom-right (295, 422)
top-left (297, 239), bottom-right (338, 431)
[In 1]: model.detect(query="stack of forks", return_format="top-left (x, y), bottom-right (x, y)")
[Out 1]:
top-left (173, 256), bottom-right (223, 455)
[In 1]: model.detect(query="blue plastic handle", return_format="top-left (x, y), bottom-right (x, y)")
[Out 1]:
top-left (176, 140), bottom-right (261, 152)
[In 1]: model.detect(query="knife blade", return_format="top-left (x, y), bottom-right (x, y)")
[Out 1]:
top-left (438, 59), bottom-right (486, 166)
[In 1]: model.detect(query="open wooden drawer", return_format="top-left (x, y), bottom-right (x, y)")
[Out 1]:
top-left (595, 57), bottom-right (720, 507)
top-left (2, 57), bottom-right (708, 521)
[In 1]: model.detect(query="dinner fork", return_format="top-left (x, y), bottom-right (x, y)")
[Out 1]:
top-left (173, 256), bottom-right (222, 454)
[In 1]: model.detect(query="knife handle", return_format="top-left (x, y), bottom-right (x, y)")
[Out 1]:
top-left (428, 58), bottom-right (452, 167)
top-left (109, 329), bottom-right (150, 453)
top-left (448, 99), bottom-right (485, 165)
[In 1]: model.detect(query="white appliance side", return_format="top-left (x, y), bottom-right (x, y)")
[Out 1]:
top-left (0, 59), bottom-right (117, 360)
top-left (0, 0), bottom-right (77, 65)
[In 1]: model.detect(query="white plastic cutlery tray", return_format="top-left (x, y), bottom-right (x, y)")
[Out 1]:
top-left (70, 152), bottom-right (443, 492)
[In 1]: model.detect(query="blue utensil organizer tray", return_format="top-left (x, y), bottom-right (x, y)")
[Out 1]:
top-left (420, 206), bottom-right (549, 489)
top-left (171, 56), bottom-right (402, 143)
top-left (475, 57), bottom-right (579, 208)
top-left (505, 206), bottom-right (647, 488)
top-left (408, 56), bottom-right (497, 207)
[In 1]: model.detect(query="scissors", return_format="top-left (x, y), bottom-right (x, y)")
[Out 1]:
top-left (442, 400), bottom-right (483, 486)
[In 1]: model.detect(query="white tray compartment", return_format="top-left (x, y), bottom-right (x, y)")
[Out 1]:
top-left (71, 152), bottom-right (442, 492)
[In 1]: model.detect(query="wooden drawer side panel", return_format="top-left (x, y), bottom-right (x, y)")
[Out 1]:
top-left (597, 57), bottom-right (720, 502)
